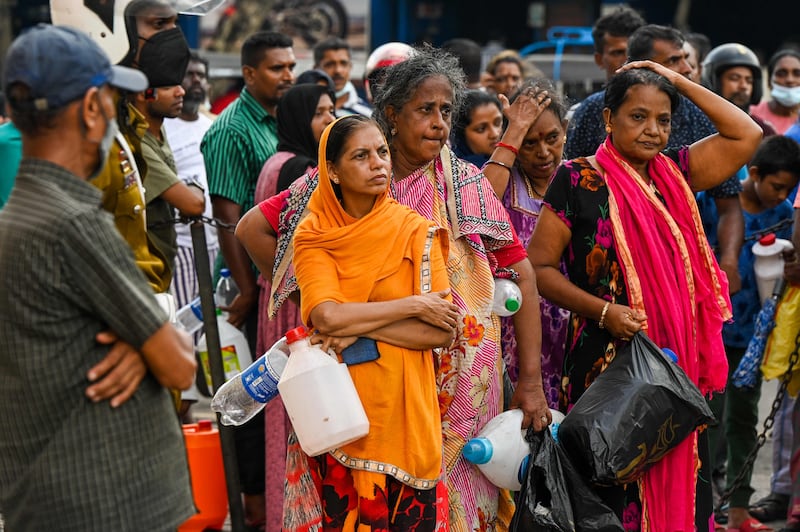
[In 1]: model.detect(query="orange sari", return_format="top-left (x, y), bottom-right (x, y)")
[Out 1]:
top-left (291, 120), bottom-right (450, 529)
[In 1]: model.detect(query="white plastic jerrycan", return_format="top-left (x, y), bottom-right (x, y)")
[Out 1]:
top-left (277, 326), bottom-right (369, 456)
top-left (462, 408), bottom-right (565, 491)
top-left (753, 233), bottom-right (793, 304)
top-left (198, 309), bottom-right (253, 390)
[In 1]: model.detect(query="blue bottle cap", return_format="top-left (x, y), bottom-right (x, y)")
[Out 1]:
top-left (661, 347), bottom-right (678, 363)
top-left (220, 268), bottom-right (231, 278)
top-left (462, 438), bottom-right (492, 464)
top-left (190, 297), bottom-right (204, 321)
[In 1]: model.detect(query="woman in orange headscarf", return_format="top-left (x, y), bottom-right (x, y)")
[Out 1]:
top-left (290, 115), bottom-right (458, 530)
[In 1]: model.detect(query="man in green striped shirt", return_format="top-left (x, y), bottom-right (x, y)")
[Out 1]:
top-left (200, 30), bottom-right (295, 529)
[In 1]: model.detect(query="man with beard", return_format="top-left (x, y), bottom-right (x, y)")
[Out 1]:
top-left (702, 43), bottom-right (777, 137)
top-left (164, 53), bottom-right (219, 323)
top-left (200, 30), bottom-right (295, 530)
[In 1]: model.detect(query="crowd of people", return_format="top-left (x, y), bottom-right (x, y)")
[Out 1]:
top-left (3, 1), bottom-right (800, 531)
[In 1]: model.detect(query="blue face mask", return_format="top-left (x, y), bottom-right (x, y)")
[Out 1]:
top-left (770, 84), bottom-right (800, 107)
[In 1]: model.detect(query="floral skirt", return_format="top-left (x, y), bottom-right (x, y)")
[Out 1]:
top-left (283, 434), bottom-right (448, 531)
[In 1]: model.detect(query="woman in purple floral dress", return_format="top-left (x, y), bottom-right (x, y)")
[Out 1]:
top-left (482, 79), bottom-right (570, 409)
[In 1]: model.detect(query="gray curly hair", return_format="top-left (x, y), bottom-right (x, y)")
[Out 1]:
top-left (373, 44), bottom-right (467, 144)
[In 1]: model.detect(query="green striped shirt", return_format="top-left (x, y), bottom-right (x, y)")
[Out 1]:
top-left (201, 88), bottom-right (278, 214)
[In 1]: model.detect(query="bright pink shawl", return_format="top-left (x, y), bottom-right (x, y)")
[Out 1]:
top-left (596, 138), bottom-right (731, 531)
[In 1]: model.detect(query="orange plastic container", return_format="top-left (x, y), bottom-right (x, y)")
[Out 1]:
top-left (178, 420), bottom-right (229, 532)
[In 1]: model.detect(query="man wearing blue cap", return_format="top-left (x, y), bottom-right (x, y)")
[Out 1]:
top-left (0, 24), bottom-right (197, 531)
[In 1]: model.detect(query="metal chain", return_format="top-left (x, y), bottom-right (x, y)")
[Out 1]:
top-left (716, 324), bottom-right (800, 510)
top-left (147, 215), bottom-right (237, 233)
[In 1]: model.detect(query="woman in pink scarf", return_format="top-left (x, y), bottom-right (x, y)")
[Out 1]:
top-left (528, 61), bottom-right (762, 531)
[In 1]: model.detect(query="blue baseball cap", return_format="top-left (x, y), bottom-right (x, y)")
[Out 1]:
top-left (3, 24), bottom-right (148, 111)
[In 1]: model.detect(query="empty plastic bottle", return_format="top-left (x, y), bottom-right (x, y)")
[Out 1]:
top-left (210, 336), bottom-right (290, 426)
top-left (462, 408), bottom-right (565, 490)
top-left (492, 278), bottom-right (522, 316)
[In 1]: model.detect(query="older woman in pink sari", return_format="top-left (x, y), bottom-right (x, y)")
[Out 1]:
top-left (529, 61), bottom-right (762, 530)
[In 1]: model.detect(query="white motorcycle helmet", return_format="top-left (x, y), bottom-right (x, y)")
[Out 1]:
top-left (363, 41), bottom-right (413, 102)
top-left (50, 0), bottom-right (224, 64)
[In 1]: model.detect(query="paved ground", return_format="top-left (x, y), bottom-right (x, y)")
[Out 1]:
top-left (748, 377), bottom-right (788, 530)
top-left (190, 376), bottom-right (792, 531)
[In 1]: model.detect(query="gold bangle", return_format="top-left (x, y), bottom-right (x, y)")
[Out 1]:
top-left (598, 301), bottom-right (611, 329)
top-left (485, 159), bottom-right (512, 172)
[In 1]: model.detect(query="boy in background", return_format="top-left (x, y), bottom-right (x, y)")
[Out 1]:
top-left (701, 135), bottom-right (800, 530)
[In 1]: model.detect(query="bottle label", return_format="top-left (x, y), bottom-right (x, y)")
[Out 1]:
top-left (240, 355), bottom-right (281, 403)
top-left (200, 345), bottom-right (243, 388)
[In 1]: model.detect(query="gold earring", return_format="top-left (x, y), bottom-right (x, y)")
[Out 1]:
top-left (605, 124), bottom-right (612, 134)
top-left (391, 127), bottom-right (397, 136)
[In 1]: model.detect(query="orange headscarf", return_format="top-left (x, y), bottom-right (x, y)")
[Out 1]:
top-left (294, 118), bottom-right (444, 324)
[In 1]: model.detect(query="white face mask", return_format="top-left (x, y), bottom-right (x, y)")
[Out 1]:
top-left (771, 84), bottom-right (800, 108)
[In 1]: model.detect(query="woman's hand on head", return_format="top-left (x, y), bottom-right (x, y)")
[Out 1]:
top-left (604, 304), bottom-right (647, 342)
top-left (414, 290), bottom-right (460, 333)
top-left (499, 85), bottom-right (552, 132)
top-left (616, 60), bottom-right (682, 85)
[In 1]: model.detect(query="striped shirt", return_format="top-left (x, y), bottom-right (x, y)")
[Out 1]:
top-left (0, 159), bottom-right (194, 531)
top-left (201, 87), bottom-right (278, 215)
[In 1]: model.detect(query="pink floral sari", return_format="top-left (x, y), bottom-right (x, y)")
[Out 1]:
top-left (390, 146), bottom-right (516, 531)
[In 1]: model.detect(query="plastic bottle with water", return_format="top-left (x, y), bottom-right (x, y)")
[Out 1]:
top-left (492, 278), bottom-right (522, 317)
top-left (210, 336), bottom-right (290, 426)
top-left (215, 268), bottom-right (239, 313)
top-left (462, 408), bottom-right (565, 491)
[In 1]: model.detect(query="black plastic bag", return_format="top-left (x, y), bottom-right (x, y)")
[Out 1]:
top-left (558, 331), bottom-right (716, 486)
top-left (510, 429), bottom-right (623, 532)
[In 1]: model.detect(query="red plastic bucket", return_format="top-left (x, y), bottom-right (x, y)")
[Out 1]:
top-left (178, 420), bottom-right (228, 532)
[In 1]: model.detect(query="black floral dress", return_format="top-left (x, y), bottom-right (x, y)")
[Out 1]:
top-left (543, 148), bottom-right (687, 411)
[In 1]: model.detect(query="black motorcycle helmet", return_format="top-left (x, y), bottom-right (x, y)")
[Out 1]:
top-left (701, 43), bottom-right (763, 105)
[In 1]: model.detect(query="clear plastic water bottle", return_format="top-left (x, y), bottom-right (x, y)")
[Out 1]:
top-left (175, 296), bottom-right (204, 335)
top-left (492, 278), bottom-right (522, 316)
top-left (215, 268), bottom-right (239, 310)
top-left (210, 336), bottom-right (290, 426)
